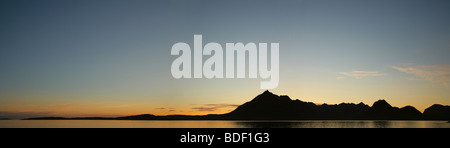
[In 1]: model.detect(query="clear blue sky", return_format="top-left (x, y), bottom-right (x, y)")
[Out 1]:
top-left (1, 0), bottom-right (449, 118)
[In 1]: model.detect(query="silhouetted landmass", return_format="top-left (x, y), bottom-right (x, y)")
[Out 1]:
top-left (23, 90), bottom-right (450, 120)
top-left (223, 91), bottom-right (442, 120)
top-left (225, 91), bottom-right (320, 119)
top-left (25, 117), bottom-right (69, 120)
top-left (116, 114), bottom-right (156, 120)
top-left (0, 118), bottom-right (11, 120)
top-left (423, 104), bottom-right (450, 120)
top-left (366, 100), bottom-right (422, 120)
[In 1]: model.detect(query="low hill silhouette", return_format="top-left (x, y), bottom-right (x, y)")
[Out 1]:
top-left (24, 90), bottom-right (450, 120)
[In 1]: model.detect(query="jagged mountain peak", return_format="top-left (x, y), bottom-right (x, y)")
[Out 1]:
top-left (372, 99), bottom-right (392, 109)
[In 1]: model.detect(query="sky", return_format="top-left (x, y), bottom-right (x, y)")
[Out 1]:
top-left (1, 0), bottom-right (449, 119)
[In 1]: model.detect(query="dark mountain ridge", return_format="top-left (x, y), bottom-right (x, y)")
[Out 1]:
top-left (24, 90), bottom-right (450, 120)
top-left (224, 91), bottom-right (432, 120)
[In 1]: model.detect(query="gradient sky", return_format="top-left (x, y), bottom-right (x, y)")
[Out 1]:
top-left (1, 0), bottom-right (449, 119)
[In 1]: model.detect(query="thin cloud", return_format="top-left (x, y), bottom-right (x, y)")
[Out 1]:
top-left (392, 64), bottom-right (450, 86)
top-left (336, 76), bottom-right (346, 80)
top-left (339, 71), bottom-right (387, 79)
top-left (192, 104), bottom-right (239, 112)
top-left (191, 107), bottom-right (217, 112)
top-left (205, 104), bottom-right (239, 107)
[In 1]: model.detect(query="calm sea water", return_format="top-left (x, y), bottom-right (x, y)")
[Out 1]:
top-left (1, 120), bottom-right (449, 128)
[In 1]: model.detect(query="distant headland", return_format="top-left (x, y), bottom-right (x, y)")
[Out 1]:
top-left (24, 90), bottom-right (450, 120)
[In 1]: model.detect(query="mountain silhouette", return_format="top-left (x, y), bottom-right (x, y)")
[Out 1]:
top-left (367, 100), bottom-right (398, 119)
top-left (226, 91), bottom-right (445, 120)
top-left (24, 90), bottom-right (450, 120)
top-left (225, 91), bottom-right (317, 120)
top-left (366, 100), bottom-right (423, 119)
top-left (371, 99), bottom-right (392, 109)
top-left (423, 104), bottom-right (450, 120)
top-left (225, 90), bottom-right (318, 119)
top-left (399, 106), bottom-right (422, 119)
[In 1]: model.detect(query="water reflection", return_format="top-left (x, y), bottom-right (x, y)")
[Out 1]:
top-left (236, 120), bottom-right (372, 128)
top-left (236, 120), bottom-right (371, 128)
top-left (236, 121), bottom-right (300, 128)
top-left (235, 120), bottom-right (446, 128)
top-left (0, 120), bottom-right (449, 128)
top-left (372, 120), bottom-right (390, 128)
